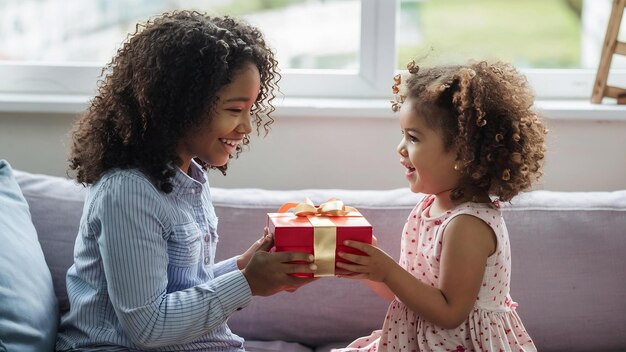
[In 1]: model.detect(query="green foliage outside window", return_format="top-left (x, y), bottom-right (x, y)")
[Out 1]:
top-left (397, 0), bottom-right (582, 69)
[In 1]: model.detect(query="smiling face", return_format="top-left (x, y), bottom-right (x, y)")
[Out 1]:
top-left (397, 98), bottom-right (460, 195)
top-left (177, 62), bottom-right (260, 173)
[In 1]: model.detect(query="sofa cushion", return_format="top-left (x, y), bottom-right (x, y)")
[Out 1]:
top-left (13, 169), bottom-right (86, 313)
top-left (244, 340), bottom-right (313, 352)
top-left (504, 190), bottom-right (626, 351)
top-left (0, 160), bottom-right (58, 352)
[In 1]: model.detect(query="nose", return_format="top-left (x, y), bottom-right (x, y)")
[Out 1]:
top-left (397, 139), bottom-right (407, 157)
top-left (238, 112), bottom-right (253, 135)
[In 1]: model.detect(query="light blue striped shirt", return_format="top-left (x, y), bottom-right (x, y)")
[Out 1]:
top-left (56, 163), bottom-right (251, 351)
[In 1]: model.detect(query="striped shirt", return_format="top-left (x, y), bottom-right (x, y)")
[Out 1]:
top-left (56, 162), bottom-right (251, 351)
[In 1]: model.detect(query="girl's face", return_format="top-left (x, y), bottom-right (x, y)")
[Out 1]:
top-left (397, 98), bottom-right (460, 195)
top-left (178, 62), bottom-right (260, 173)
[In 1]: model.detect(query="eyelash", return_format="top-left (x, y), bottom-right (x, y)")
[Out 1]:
top-left (401, 130), bottom-right (418, 143)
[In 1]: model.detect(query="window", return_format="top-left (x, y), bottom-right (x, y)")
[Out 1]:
top-left (0, 0), bottom-right (393, 100)
top-left (1, 0), bottom-right (625, 110)
top-left (396, 0), bottom-right (626, 99)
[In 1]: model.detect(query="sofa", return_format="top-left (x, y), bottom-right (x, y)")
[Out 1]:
top-left (1, 160), bottom-right (626, 352)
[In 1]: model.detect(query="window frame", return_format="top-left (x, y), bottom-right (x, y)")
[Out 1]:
top-left (1, 0), bottom-right (626, 114)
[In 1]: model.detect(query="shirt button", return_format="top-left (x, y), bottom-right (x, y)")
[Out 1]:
top-left (190, 189), bottom-right (195, 194)
top-left (204, 257), bottom-right (209, 265)
top-left (204, 234), bottom-right (210, 242)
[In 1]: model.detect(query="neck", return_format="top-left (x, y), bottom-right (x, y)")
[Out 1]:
top-left (430, 189), bottom-right (455, 216)
top-left (430, 187), bottom-right (491, 216)
top-left (179, 159), bottom-right (192, 176)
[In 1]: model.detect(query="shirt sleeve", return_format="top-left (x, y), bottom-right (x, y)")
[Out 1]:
top-left (93, 175), bottom-right (251, 349)
top-left (214, 256), bottom-right (240, 277)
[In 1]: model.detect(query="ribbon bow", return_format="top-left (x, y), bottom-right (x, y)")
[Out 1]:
top-left (277, 197), bottom-right (359, 217)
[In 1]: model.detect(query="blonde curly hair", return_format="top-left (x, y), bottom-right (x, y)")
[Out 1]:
top-left (392, 60), bottom-right (548, 202)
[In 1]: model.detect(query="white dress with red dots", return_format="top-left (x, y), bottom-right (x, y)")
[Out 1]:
top-left (333, 195), bottom-right (537, 352)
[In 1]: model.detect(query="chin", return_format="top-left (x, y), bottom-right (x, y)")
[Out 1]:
top-left (409, 184), bottom-right (422, 194)
top-left (214, 159), bottom-right (229, 167)
top-left (199, 156), bottom-right (229, 168)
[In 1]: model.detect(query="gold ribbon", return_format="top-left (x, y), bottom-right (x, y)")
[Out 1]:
top-left (277, 198), bottom-right (360, 277)
top-left (277, 197), bottom-right (359, 217)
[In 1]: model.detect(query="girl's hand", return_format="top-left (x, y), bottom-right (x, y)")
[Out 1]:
top-left (336, 239), bottom-right (397, 283)
top-left (237, 227), bottom-right (274, 270)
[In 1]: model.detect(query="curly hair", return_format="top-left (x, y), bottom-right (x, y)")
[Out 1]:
top-left (393, 60), bottom-right (547, 202)
top-left (68, 11), bottom-right (280, 193)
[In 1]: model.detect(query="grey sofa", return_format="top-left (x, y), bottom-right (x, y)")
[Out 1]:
top-left (9, 169), bottom-right (626, 351)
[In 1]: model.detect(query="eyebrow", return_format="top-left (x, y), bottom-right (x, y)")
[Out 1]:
top-left (405, 128), bottom-right (424, 136)
top-left (223, 97), bottom-right (253, 103)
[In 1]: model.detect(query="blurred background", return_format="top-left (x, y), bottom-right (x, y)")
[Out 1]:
top-left (1, 0), bottom-right (625, 192)
top-left (0, 0), bottom-right (617, 70)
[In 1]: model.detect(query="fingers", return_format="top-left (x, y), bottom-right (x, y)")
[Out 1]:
top-left (272, 251), bottom-right (315, 263)
top-left (257, 233), bottom-right (274, 252)
top-left (342, 240), bottom-right (374, 254)
top-left (252, 227), bottom-right (274, 252)
top-left (337, 251), bottom-right (368, 265)
top-left (335, 260), bottom-right (368, 273)
top-left (263, 252), bottom-right (317, 274)
top-left (283, 262), bottom-right (317, 274)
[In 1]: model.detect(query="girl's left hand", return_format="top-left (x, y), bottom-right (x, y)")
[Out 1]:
top-left (336, 240), bottom-right (396, 282)
top-left (237, 227), bottom-right (274, 270)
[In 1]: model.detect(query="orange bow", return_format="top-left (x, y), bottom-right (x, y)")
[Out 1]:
top-left (277, 197), bottom-right (359, 217)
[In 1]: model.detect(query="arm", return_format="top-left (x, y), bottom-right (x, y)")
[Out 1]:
top-left (96, 177), bottom-right (252, 348)
top-left (337, 214), bottom-right (496, 329)
top-left (358, 280), bottom-right (396, 301)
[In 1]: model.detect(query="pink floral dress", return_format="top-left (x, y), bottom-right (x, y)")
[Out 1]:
top-left (333, 195), bottom-right (536, 352)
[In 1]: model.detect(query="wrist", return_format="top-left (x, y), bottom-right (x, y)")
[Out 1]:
top-left (381, 260), bottom-right (401, 285)
top-left (236, 255), bottom-right (245, 270)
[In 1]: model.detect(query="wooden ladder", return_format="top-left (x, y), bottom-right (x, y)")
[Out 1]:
top-left (592, 0), bottom-right (626, 104)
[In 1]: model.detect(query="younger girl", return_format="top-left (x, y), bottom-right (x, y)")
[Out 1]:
top-left (56, 11), bottom-right (316, 351)
top-left (335, 60), bottom-right (546, 351)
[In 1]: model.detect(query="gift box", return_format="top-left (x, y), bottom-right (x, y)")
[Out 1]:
top-left (267, 198), bottom-right (372, 277)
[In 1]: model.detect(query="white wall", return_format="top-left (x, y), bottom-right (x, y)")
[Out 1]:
top-left (1, 111), bottom-right (625, 192)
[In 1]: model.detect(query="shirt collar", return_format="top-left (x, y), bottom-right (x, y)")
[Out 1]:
top-left (171, 160), bottom-right (206, 196)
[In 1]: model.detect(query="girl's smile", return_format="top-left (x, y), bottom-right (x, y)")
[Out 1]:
top-left (400, 158), bottom-right (416, 181)
top-left (219, 138), bottom-right (244, 156)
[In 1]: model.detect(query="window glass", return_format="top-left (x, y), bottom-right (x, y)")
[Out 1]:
top-left (396, 0), bottom-right (624, 70)
top-left (0, 0), bottom-right (361, 70)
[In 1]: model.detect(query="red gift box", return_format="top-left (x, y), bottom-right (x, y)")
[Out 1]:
top-left (267, 198), bottom-right (372, 277)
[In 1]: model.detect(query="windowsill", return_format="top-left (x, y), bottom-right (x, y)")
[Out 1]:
top-left (1, 93), bottom-right (625, 121)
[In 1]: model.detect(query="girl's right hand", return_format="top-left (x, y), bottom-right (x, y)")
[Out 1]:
top-left (241, 251), bottom-right (317, 296)
top-left (335, 240), bottom-right (397, 283)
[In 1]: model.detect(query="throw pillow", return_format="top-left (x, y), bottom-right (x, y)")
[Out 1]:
top-left (0, 160), bottom-right (58, 352)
